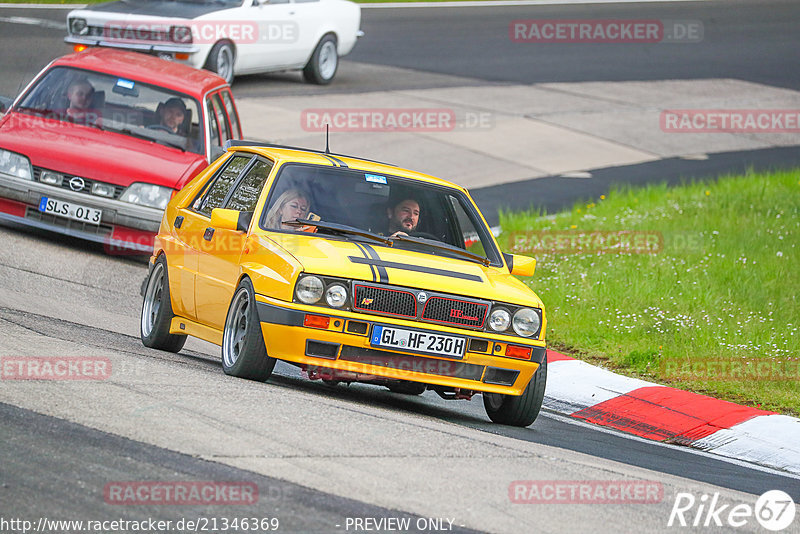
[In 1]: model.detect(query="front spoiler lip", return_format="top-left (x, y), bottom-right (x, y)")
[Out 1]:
top-left (0, 172), bottom-right (162, 232)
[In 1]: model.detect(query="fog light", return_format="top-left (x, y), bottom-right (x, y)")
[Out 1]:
top-left (39, 171), bottom-right (62, 186)
top-left (92, 182), bottom-right (115, 198)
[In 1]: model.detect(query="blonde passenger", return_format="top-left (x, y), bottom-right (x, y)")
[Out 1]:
top-left (265, 189), bottom-right (310, 230)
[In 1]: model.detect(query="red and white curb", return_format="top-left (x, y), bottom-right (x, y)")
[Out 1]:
top-left (544, 351), bottom-right (800, 474)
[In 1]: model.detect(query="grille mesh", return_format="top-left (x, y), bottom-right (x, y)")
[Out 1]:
top-left (87, 25), bottom-right (170, 42)
top-left (422, 297), bottom-right (487, 328)
top-left (353, 285), bottom-right (416, 318)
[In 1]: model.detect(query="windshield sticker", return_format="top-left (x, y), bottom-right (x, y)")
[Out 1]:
top-left (115, 79), bottom-right (135, 90)
top-left (365, 173), bottom-right (387, 184)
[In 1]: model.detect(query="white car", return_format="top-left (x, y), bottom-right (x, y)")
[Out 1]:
top-left (65, 0), bottom-right (362, 85)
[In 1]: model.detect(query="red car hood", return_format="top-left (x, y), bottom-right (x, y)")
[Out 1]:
top-left (0, 112), bottom-right (207, 189)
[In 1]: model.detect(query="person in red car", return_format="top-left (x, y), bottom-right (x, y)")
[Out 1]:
top-left (154, 98), bottom-right (187, 134)
top-left (65, 77), bottom-right (94, 121)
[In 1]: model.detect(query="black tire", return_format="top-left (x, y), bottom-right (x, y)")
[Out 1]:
top-left (483, 353), bottom-right (547, 427)
top-left (204, 41), bottom-right (235, 84)
top-left (140, 255), bottom-right (187, 352)
top-left (302, 34), bottom-right (338, 85)
top-left (387, 381), bottom-right (427, 395)
top-left (221, 278), bottom-right (276, 381)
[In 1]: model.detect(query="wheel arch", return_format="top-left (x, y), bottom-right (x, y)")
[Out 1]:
top-left (303, 30), bottom-right (339, 66)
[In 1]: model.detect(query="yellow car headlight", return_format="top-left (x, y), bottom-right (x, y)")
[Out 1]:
top-left (296, 276), bottom-right (324, 304)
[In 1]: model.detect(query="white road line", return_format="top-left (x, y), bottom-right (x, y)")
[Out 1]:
top-left (0, 15), bottom-right (64, 30)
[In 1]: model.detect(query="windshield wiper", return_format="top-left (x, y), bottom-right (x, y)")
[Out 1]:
top-left (284, 219), bottom-right (393, 246)
top-left (390, 235), bottom-right (490, 266)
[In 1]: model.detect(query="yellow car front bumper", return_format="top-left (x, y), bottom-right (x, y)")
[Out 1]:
top-left (255, 295), bottom-right (544, 396)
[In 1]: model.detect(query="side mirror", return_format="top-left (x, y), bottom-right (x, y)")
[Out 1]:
top-left (504, 253), bottom-right (536, 277)
top-left (210, 208), bottom-right (251, 233)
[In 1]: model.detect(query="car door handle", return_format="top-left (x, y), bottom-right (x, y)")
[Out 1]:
top-left (174, 215), bottom-right (184, 228)
top-left (204, 227), bottom-right (215, 241)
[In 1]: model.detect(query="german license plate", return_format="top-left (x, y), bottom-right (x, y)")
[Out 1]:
top-left (39, 197), bottom-right (102, 225)
top-left (370, 325), bottom-right (466, 359)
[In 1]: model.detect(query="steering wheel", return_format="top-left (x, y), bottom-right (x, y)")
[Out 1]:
top-left (147, 124), bottom-right (174, 133)
top-left (409, 231), bottom-right (440, 241)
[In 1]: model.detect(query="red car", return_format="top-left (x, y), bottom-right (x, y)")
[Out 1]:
top-left (0, 48), bottom-right (242, 252)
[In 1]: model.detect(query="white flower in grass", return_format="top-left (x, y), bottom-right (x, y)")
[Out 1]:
top-left (776, 251), bottom-right (783, 257)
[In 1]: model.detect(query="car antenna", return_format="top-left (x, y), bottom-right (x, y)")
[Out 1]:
top-left (324, 123), bottom-right (330, 154)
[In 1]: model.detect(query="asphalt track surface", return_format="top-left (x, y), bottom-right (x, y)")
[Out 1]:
top-left (1, 3), bottom-right (800, 532)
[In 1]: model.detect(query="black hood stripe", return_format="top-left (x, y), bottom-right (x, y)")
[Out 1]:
top-left (347, 257), bottom-right (482, 283)
top-left (358, 243), bottom-right (388, 283)
top-left (354, 243), bottom-right (377, 283)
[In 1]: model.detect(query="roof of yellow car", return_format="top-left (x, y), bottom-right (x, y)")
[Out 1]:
top-left (224, 141), bottom-right (463, 192)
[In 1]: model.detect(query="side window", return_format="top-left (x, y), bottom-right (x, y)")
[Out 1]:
top-left (210, 93), bottom-right (230, 141)
top-left (206, 98), bottom-right (221, 148)
top-left (226, 159), bottom-right (273, 212)
top-left (448, 194), bottom-right (483, 253)
top-left (194, 155), bottom-right (251, 217)
top-left (220, 90), bottom-right (241, 139)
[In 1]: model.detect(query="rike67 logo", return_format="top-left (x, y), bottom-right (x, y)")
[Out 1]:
top-left (668, 490), bottom-right (796, 531)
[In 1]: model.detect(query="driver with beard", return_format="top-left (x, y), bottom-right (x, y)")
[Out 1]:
top-left (385, 197), bottom-right (420, 238)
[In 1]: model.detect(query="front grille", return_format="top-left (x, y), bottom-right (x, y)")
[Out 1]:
top-left (352, 284), bottom-right (416, 318)
top-left (86, 25), bottom-right (171, 42)
top-left (339, 346), bottom-right (484, 381)
top-left (25, 207), bottom-right (113, 236)
top-left (34, 167), bottom-right (125, 200)
top-left (351, 283), bottom-right (490, 331)
top-left (422, 297), bottom-right (488, 329)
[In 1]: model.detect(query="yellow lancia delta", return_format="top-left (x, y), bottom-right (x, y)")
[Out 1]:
top-left (140, 141), bottom-right (547, 426)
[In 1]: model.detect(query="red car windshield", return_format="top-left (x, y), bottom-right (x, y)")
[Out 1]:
top-left (16, 66), bottom-right (205, 155)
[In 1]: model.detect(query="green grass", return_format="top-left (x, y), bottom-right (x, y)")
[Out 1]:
top-left (500, 169), bottom-right (800, 415)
